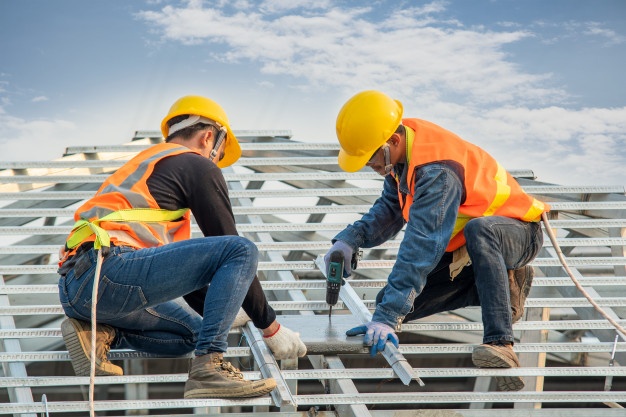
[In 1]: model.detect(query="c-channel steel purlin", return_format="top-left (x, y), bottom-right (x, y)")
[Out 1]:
top-left (339, 280), bottom-right (425, 386)
top-left (242, 324), bottom-right (296, 408)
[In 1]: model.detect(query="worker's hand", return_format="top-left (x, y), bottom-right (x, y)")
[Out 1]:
top-left (231, 308), bottom-right (251, 328)
top-left (346, 321), bottom-right (399, 356)
top-left (264, 324), bottom-right (307, 360)
top-left (325, 240), bottom-right (354, 277)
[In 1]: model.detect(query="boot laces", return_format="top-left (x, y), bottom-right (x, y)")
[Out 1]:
top-left (94, 328), bottom-right (114, 362)
top-left (217, 358), bottom-right (244, 380)
top-left (99, 344), bottom-right (111, 361)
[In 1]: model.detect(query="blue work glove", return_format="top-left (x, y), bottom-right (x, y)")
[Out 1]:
top-left (346, 321), bottom-right (399, 356)
top-left (324, 240), bottom-right (354, 278)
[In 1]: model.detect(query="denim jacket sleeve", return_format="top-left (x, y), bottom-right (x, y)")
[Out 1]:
top-left (333, 173), bottom-right (406, 251)
top-left (372, 163), bottom-right (464, 329)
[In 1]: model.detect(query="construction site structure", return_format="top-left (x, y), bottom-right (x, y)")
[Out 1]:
top-left (0, 130), bottom-right (625, 416)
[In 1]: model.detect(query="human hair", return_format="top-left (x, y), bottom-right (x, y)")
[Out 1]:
top-left (165, 115), bottom-right (217, 142)
top-left (395, 124), bottom-right (405, 135)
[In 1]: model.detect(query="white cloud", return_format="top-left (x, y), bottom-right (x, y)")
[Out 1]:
top-left (584, 22), bottom-right (626, 46)
top-left (0, 113), bottom-right (77, 161)
top-left (137, 2), bottom-right (558, 104)
top-left (465, 106), bottom-right (626, 185)
top-left (133, 1), bottom-right (626, 185)
top-left (534, 19), bottom-right (626, 47)
top-left (258, 0), bottom-right (332, 14)
top-left (1, 1), bottom-right (623, 189)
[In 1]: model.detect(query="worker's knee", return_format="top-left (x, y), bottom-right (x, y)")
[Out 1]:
top-left (464, 217), bottom-right (492, 238)
top-left (230, 235), bottom-right (258, 261)
top-left (213, 235), bottom-right (258, 263)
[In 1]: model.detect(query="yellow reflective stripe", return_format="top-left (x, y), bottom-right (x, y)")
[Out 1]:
top-left (98, 208), bottom-right (188, 223)
top-left (452, 214), bottom-right (472, 239)
top-left (522, 198), bottom-right (546, 222)
top-left (483, 163), bottom-right (510, 217)
top-left (66, 208), bottom-right (188, 250)
top-left (404, 125), bottom-right (415, 165)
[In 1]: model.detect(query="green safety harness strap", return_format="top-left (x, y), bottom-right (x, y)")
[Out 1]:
top-left (66, 208), bottom-right (189, 250)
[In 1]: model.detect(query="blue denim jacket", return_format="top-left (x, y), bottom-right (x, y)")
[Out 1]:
top-left (334, 162), bottom-right (464, 329)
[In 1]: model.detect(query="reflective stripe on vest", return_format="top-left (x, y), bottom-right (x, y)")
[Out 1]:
top-left (398, 118), bottom-right (549, 252)
top-left (64, 143), bottom-right (194, 256)
top-left (66, 207), bottom-right (189, 250)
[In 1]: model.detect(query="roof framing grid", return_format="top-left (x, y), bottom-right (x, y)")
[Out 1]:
top-left (0, 130), bottom-right (625, 415)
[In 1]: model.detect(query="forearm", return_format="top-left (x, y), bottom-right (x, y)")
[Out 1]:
top-left (373, 164), bottom-right (463, 327)
top-left (241, 276), bottom-right (277, 329)
top-left (334, 175), bottom-right (404, 250)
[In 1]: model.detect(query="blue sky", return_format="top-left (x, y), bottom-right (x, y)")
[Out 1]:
top-left (1, 0), bottom-right (625, 185)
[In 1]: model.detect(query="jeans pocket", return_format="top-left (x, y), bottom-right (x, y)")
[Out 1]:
top-left (84, 274), bottom-right (148, 320)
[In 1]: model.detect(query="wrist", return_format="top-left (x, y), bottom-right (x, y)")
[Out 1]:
top-left (262, 321), bottom-right (280, 338)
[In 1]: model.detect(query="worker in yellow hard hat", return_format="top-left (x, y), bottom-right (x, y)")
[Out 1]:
top-left (325, 90), bottom-right (550, 392)
top-left (58, 95), bottom-right (305, 400)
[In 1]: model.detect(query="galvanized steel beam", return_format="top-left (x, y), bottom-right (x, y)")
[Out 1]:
top-left (2, 365), bottom-right (625, 388)
top-left (3, 276), bottom-right (626, 295)
top-left (5, 319), bottom-right (626, 340)
top-left (4, 392), bottom-right (623, 415)
top-left (5, 297), bottom-right (626, 315)
top-left (3, 258), bottom-right (626, 275)
top-left (293, 391), bottom-right (626, 405)
top-left (241, 325), bottom-right (295, 408)
top-left (0, 276), bottom-right (37, 417)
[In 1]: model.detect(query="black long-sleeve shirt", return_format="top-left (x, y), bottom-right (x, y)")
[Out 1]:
top-left (146, 151), bottom-right (276, 329)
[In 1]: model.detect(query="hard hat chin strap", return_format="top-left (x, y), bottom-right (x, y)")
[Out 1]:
top-left (210, 127), bottom-right (228, 161)
top-left (382, 143), bottom-right (393, 175)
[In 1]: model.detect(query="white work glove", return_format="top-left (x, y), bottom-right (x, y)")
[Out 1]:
top-left (324, 240), bottom-right (355, 277)
top-left (263, 324), bottom-right (307, 360)
top-left (232, 308), bottom-right (251, 328)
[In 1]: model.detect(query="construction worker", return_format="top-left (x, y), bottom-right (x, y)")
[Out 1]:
top-left (57, 95), bottom-right (306, 399)
top-left (326, 90), bottom-right (548, 391)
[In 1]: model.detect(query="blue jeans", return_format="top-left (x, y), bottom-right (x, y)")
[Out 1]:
top-left (58, 236), bottom-right (258, 355)
top-left (382, 216), bottom-right (543, 344)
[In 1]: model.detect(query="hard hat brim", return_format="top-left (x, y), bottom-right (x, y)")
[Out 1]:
top-left (216, 128), bottom-right (241, 168)
top-left (337, 147), bottom-right (373, 173)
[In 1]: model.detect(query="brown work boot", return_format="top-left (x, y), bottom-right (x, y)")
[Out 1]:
top-left (472, 342), bottom-right (524, 391)
top-left (184, 352), bottom-right (277, 399)
top-left (509, 265), bottom-right (534, 323)
top-left (61, 317), bottom-right (122, 376)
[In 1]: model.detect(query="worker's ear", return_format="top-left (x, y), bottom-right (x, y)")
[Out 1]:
top-left (202, 129), bottom-right (213, 147)
top-left (388, 133), bottom-right (401, 147)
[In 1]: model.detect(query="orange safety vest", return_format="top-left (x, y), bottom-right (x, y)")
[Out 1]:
top-left (61, 143), bottom-right (194, 263)
top-left (398, 118), bottom-right (549, 252)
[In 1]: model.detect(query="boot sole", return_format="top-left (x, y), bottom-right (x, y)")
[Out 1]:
top-left (184, 378), bottom-right (277, 399)
top-left (61, 318), bottom-right (122, 376)
top-left (472, 347), bottom-right (524, 391)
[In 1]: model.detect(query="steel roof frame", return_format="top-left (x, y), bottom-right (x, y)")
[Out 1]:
top-left (0, 132), bottom-right (624, 415)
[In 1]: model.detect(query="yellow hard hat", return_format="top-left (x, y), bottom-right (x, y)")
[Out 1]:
top-left (161, 95), bottom-right (241, 168)
top-left (335, 90), bottom-right (403, 172)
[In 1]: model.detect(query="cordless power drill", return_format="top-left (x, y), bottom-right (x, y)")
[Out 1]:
top-left (326, 251), bottom-right (359, 318)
